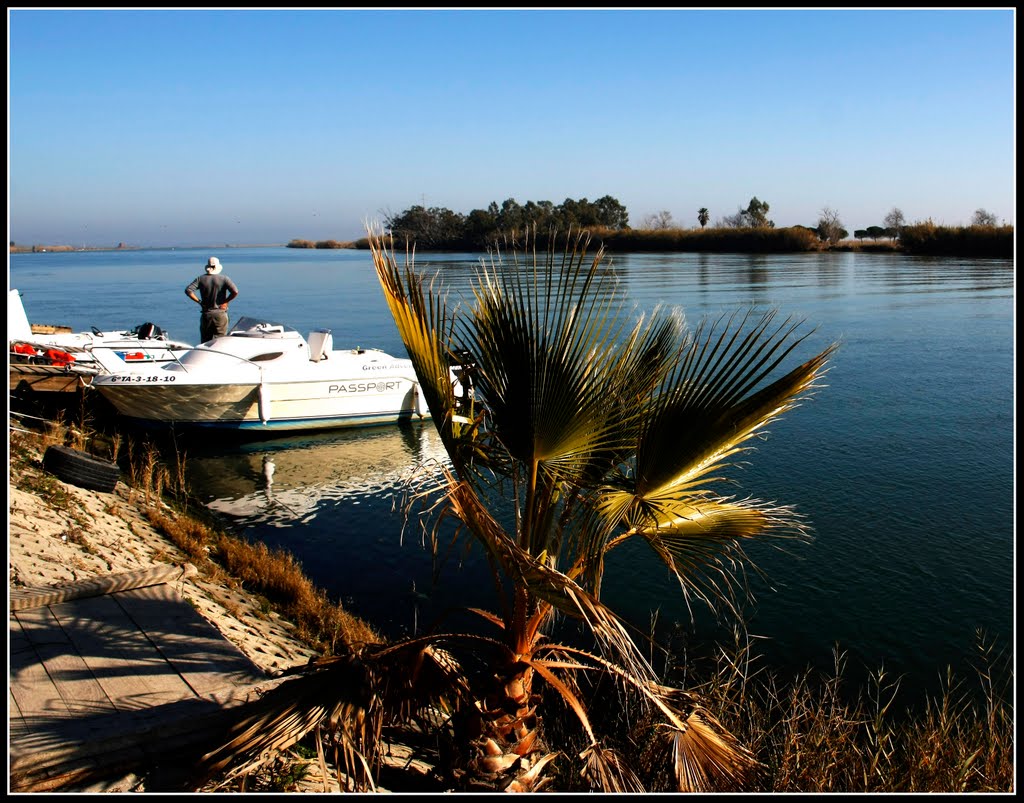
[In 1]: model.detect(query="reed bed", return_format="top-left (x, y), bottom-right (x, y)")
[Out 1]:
top-left (598, 225), bottom-right (823, 253)
top-left (348, 223), bottom-right (1010, 259)
top-left (541, 625), bottom-right (1014, 792)
top-left (899, 222), bottom-right (1014, 258)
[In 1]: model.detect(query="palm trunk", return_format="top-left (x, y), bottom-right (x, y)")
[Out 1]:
top-left (462, 661), bottom-right (549, 792)
top-left (457, 593), bottom-right (554, 792)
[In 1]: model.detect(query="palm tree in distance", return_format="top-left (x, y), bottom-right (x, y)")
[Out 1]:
top-left (195, 226), bottom-right (836, 792)
top-left (698, 207), bottom-right (710, 228)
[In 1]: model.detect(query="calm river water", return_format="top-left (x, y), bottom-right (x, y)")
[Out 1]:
top-left (9, 246), bottom-right (1014, 705)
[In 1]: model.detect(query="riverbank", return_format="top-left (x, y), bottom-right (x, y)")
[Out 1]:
top-left (7, 422), bottom-right (360, 791)
top-left (13, 221), bottom-right (1014, 259)
top-left (9, 437), bottom-right (320, 676)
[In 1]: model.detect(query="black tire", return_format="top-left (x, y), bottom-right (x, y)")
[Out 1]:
top-left (42, 445), bottom-right (120, 493)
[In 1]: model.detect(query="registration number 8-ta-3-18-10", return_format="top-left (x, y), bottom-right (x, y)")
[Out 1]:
top-left (106, 375), bottom-right (177, 383)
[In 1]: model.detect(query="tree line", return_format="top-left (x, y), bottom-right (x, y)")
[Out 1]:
top-left (377, 195), bottom-right (856, 250)
top-left (382, 195), bottom-right (629, 249)
top-left (285, 197), bottom-right (1010, 258)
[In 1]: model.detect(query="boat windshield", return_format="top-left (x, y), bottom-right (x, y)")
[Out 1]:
top-left (228, 317), bottom-right (298, 336)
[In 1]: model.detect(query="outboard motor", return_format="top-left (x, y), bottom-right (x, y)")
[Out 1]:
top-left (134, 322), bottom-right (164, 340)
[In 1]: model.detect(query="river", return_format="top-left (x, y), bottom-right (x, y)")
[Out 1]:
top-left (9, 245), bottom-right (1014, 707)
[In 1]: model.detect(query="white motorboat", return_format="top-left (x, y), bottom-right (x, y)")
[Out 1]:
top-left (90, 316), bottom-right (469, 433)
top-left (9, 288), bottom-right (191, 378)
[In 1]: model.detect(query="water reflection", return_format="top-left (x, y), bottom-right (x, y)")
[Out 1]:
top-left (184, 422), bottom-right (449, 529)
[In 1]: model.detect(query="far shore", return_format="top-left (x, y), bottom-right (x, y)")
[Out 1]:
top-left (11, 221), bottom-right (1012, 259)
top-left (10, 243), bottom-right (287, 254)
top-left (9, 239), bottom-right (898, 255)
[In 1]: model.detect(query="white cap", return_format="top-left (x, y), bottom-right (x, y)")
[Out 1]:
top-left (205, 256), bottom-right (222, 274)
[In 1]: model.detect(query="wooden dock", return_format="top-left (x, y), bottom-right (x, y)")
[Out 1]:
top-left (9, 363), bottom-right (95, 394)
top-left (9, 564), bottom-right (278, 792)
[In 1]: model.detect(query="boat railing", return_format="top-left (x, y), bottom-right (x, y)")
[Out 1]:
top-left (168, 344), bottom-right (265, 373)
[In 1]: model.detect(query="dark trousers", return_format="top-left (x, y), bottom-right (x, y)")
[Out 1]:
top-left (200, 309), bottom-right (229, 343)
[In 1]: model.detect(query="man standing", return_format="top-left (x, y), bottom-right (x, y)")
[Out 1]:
top-left (185, 257), bottom-right (239, 343)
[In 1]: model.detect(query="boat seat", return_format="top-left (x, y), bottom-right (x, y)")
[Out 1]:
top-left (308, 330), bottom-right (333, 362)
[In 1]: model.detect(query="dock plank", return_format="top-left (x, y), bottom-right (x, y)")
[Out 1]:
top-left (48, 594), bottom-right (195, 710)
top-left (14, 605), bottom-right (115, 717)
top-left (10, 608), bottom-right (75, 722)
top-left (8, 572), bottom-right (287, 792)
top-left (115, 584), bottom-right (266, 696)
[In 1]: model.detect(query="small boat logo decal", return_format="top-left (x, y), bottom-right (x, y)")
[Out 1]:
top-left (115, 350), bottom-right (156, 362)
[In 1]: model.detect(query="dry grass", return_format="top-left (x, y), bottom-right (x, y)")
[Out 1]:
top-left (899, 222), bottom-right (1013, 258)
top-left (140, 493), bottom-right (383, 657)
top-left (540, 624), bottom-right (1012, 793)
top-left (670, 629), bottom-right (1012, 792)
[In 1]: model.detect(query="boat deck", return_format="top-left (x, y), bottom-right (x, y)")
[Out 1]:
top-left (9, 565), bottom-right (275, 792)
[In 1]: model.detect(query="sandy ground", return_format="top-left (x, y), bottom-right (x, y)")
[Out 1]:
top-left (8, 479), bottom-right (320, 676)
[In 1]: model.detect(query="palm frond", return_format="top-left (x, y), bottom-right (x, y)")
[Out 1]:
top-left (195, 656), bottom-right (371, 787)
top-left (460, 230), bottom-right (636, 475)
top-left (367, 228), bottom-right (465, 454)
top-left (613, 494), bottom-right (809, 612)
top-left (660, 705), bottom-right (760, 792)
top-left (634, 310), bottom-right (836, 498)
top-left (193, 637), bottom-right (478, 790)
top-left (569, 306), bottom-right (689, 488)
top-left (531, 643), bottom-right (758, 791)
top-left (580, 743), bottom-right (648, 792)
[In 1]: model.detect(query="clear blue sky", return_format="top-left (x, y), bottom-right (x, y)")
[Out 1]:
top-left (8, 7), bottom-right (1016, 247)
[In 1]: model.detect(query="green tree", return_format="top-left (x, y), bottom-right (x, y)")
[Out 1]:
top-left (385, 205), bottom-right (467, 248)
top-left (198, 228), bottom-right (836, 793)
top-left (744, 197), bottom-right (774, 228)
top-left (697, 208), bottom-right (710, 228)
top-left (720, 198), bottom-right (774, 228)
top-left (465, 207), bottom-right (500, 248)
top-left (496, 197), bottom-right (526, 234)
top-left (592, 194), bottom-right (630, 228)
top-left (865, 226), bottom-right (886, 240)
top-left (522, 200), bottom-right (556, 233)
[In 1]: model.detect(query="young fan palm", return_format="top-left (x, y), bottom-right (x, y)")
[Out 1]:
top-left (195, 227), bottom-right (835, 793)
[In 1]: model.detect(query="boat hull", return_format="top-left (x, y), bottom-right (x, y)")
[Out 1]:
top-left (92, 376), bottom-right (425, 432)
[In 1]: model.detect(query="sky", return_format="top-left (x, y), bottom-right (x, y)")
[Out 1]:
top-left (7, 7), bottom-right (1016, 248)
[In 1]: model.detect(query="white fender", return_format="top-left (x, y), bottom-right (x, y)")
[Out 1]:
top-left (414, 382), bottom-right (425, 418)
top-left (258, 375), bottom-right (271, 424)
